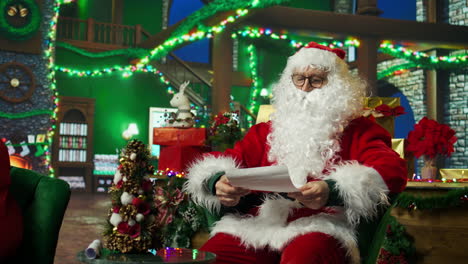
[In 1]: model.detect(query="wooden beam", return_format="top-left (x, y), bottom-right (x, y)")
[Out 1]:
top-left (112, 0), bottom-right (124, 24)
top-left (357, 36), bottom-right (379, 95)
top-left (426, 50), bottom-right (447, 123)
top-left (232, 71), bottom-right (252, 87)
top-left (212, 27), bottom-right (233, 114)
top-left (245, 6), bottom-right (468, 47)
top-left (356, 0), bottom-right (382, 16)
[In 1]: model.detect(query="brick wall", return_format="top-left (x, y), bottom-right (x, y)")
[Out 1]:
top-left (412, 0), bottom-right (468, 168)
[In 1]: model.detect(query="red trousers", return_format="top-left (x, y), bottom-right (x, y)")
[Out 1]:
top-left (200, 232), bottom-right (347, 264)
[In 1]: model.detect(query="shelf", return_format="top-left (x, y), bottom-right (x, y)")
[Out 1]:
top-left (54, 161), bottom-right (94, 167)
top-left (59, 147), bottom-right (87, 150)
top-left (53, 96), bottom-right (95, 192)
top-left (406, 181), bottom-right (468, 190)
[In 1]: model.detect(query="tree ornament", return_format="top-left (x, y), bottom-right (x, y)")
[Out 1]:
top-left (110, 213), bottom-right (122, 227)
top-left (113, 170), bottom-right (122, 185)
top-left (120, 192), bottom-right (134, 205)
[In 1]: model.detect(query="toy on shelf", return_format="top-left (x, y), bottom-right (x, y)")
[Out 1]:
top-left (169, 81), bottom-right (195, 128)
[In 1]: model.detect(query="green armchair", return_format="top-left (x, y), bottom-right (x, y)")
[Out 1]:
top-left (7, 166), bottom-right (71, 264)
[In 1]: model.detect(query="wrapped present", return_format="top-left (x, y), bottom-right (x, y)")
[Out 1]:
top-left (158, 145), bottom-right (208, 172)
top-left (154, 127), bottom-right (206, 146)
top-left (363, 97), bottom-right (401, 137)
top-left (439, 169), bottom-right (468, 181)
top-left (256, 105), bottom-right (275, 124)
top-left (392, 138), bottom-right (415, 179)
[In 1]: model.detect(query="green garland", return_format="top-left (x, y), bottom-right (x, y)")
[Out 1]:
top-left (394, 187), bottom-right (468, 210)
top-left (377, 62), bottom-right (419, 80)
top-left (378, 215), bottom-right (415, 263)
top-left (170, 0), bottom-right (291, 40)
top-left (0, 109), bottom-right (53, 119)
top-left (379, 44), bottom-right (468, 70)
top-left (56, 41), bottom-right (151, 59)
top-left (0, 0), bottom-right (41, 40)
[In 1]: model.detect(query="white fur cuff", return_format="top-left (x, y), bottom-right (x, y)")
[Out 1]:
top-left (183, 155), bottom-right (240, 213)
top-left (327, 162), bottom-right (389, 226)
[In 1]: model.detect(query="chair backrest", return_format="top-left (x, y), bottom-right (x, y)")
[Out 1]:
top-left (356, 202), bottom-right (395, 264)
top-left (8, 167), bottom-right (71, 264)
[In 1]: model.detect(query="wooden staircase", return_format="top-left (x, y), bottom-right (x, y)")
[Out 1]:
top-left (56, 16), bottom-right (255, 125)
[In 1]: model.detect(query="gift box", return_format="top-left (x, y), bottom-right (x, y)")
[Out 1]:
top-left (158, 145), bottom-right (208, 172)
top-left (153, 127), bottom-right (206, 146)
top-left (439, 169), bottom-right (468, 181)
top-left (392, 138), bottom-right (415, 179)
top-left (363, 97), bottom-right (400, 137)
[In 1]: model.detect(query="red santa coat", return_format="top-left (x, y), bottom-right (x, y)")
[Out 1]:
top-left (185, 117), bottom-right (407, 263)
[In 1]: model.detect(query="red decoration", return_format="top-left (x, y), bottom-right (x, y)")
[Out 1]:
top-left (132, 197), bottom-right (151, 215)
top-left (117, 222), bottom-right (141, 238)
top-left (157, 145), bottom-right (207, 172)
top-left (407, 117), bottom-right (457, 159)
top-left (112, 206), bottom-right (120, 213)
top-left (374, 104), bottom-right (406, 117)
top-left (116, 180), bottom-right (123, 189)
top-left (141, 179), bottom-right (153, 192)
top-left (153, 127), bottom-right (206, 146)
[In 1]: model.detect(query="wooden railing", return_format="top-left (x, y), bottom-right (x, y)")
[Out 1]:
top-left (57, 17), bottom-right (150, 50)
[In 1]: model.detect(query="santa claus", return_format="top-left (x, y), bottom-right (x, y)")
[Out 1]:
top-left (184, 42), bottom-right (407, 263)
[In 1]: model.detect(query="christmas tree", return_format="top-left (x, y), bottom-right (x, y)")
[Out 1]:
top-left (103, 139), bottom-right (161, 253)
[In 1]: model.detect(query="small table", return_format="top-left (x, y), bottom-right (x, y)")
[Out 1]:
top-left (77, 248), bottom-right (215, 264)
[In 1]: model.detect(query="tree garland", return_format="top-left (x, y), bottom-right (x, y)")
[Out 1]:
top-left (56, 42), bottom-right (151, 59)
top-left (394, 187), bottom-right (468, 210)
top-left (0, 0), bottom-right (41, 40)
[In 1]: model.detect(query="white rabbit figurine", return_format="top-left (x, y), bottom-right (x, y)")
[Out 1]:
top-left (169, 81), bottom-right (195, 128)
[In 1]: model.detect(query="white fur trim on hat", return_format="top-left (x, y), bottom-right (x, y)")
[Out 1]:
top-left (183, 155), bottom-right (241, 213)
top-left (285, 46), bottom-right (346, 76)
top-left (326, 161), bottom-right (389, 226)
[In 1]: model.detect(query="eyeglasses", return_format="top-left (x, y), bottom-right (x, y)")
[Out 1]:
top-left (291, 74), bottom-right (326, 88)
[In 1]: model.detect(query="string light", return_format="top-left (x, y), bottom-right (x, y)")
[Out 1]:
top-left (247, 44), bottom-right (259, 126)
top-left (232, 27), bottom-right (360, 50)
top-left (379, 42), bottom-right (468, 69)
top-left (41, 0), bottom-right (62, 177)
top-left (154, 169), bottom-right (186, 178)
top-left (136, 8), bottom-right (250, 68)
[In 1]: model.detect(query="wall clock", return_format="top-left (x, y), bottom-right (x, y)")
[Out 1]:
top-left (0, 61), bottom-right (36, 103)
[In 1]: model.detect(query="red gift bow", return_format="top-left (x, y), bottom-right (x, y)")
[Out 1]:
top-left (154, 187), bottom-right (186, 226)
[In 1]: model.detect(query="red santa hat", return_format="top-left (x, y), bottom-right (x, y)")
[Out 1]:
top-left (301, 42), bottom-right (346, 60)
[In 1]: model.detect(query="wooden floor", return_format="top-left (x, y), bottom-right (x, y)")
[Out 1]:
top-left (54, 193), bottom-right (110, 264)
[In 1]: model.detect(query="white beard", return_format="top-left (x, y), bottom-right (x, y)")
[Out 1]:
top-left (267, 66), bottom-right (365, 188)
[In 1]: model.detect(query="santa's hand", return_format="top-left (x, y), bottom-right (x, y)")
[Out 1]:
top-left (288, 181), bottom-right (329, 209)
top-left (215, 175), bottom-right (250, 207)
